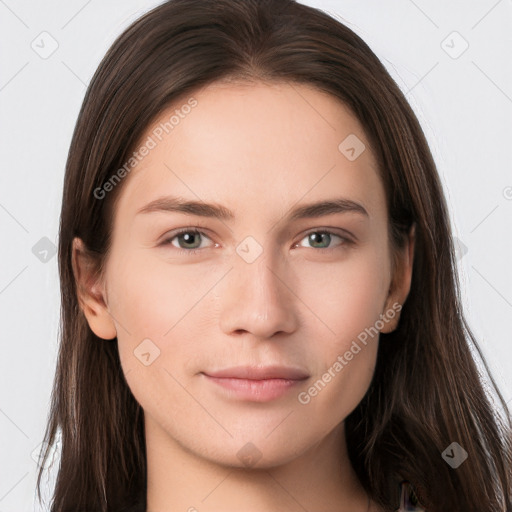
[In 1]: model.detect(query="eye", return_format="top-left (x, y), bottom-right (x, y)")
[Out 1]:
top-left (160, 227), bottom-right (353, 256)
top-left (295, 230), bottom-right (352, 251)
top-left (161, 228), bottom-right (215, 255)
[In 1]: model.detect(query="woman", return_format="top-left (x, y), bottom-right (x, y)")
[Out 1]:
top-left (36, 0), bottom-right (512, 510)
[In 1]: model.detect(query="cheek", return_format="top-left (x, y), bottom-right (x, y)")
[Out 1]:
top-left (108, 255), bottom-right (210, 422)
top-left (297, 245), bottom-right (390, 344)
top-left (108, 251), bottom-right (235, 413)
top-left (109, 248), bottom-right (218, 328)
top-left (292, 249), bottom-right (388, 414)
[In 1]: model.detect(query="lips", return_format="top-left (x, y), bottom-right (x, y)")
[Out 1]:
top-left (202, 365), bottom-right (309, 380)
top-left (201, 365), bottom-right (310, 402)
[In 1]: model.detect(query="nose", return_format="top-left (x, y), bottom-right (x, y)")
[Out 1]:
top-left (218, 248), bottom-right (298, 340)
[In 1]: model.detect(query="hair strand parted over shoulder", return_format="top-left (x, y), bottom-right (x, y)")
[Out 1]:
top-left (36, 0), bottom-right (512, 510)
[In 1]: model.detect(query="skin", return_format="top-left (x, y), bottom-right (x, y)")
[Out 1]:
top-left (73, 81), bottom-right (414, 512)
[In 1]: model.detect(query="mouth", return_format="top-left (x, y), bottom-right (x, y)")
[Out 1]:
top-left (201, 365), bottom-right (309, 402)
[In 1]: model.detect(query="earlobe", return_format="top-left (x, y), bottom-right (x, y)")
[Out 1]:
top-left (71, 237), bottom-right (117, 340)
top-left (379, 300), bottom-right (401, 334)
top-left (380, 223), bottom-right (416, 334)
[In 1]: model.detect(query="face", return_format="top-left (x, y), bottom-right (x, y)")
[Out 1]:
top-left (75, 80), bottom-right (412, 469)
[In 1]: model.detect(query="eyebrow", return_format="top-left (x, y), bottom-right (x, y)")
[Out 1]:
top-left (136, 195), bottom-right (369, 221)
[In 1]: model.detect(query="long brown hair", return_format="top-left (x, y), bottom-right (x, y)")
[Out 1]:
top-left (36, 0), bottom-right (512, 510)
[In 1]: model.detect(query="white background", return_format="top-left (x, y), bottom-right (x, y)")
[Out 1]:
top-left (0, 0), bottom-right (511, 510)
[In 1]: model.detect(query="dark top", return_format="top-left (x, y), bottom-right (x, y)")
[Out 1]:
top-left (115, 480), bottom-right (426, 511)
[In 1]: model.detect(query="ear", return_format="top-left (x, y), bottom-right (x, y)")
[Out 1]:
top-left (71, 237), bottom-right (117, 340)
top-left (380, 224), bottom-right (415, 333)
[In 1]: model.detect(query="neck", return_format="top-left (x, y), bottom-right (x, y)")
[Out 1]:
top-left (145, 416), bottom-right (370, 512)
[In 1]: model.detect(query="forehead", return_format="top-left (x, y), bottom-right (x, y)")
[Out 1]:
top-left (113, 80), bottom-right (385, 226)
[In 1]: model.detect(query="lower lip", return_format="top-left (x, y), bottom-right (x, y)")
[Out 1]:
top-left (203, 374), bottom-right (306, 402)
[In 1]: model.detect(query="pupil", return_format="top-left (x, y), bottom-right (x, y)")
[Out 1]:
top-left (310, 232), bottom-right (329, 248)
top-left (182, 232), bottom-right (199, 248)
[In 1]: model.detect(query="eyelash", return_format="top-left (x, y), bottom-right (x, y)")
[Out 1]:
top-left (160, 227), bottom-right (354, 256)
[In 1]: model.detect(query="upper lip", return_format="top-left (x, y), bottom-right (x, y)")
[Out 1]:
top-left (203, 365), bottom-right (309, 380)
